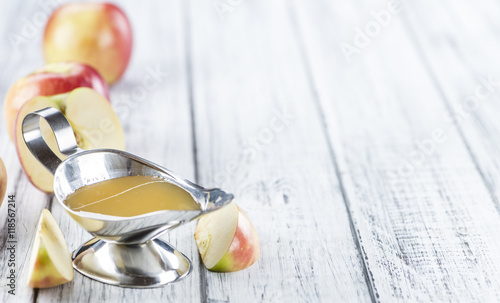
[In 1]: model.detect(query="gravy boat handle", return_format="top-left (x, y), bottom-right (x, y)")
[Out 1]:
top-left (21, 107), bottom-right (84, 175)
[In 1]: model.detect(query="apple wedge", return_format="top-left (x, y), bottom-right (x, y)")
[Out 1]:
top-left (27, 209), bottom-right (73, 288)
top-left (195, 203), bottom-right (260, 272)
top-left (0, 156), bottom-right (6, 206)
top-left (15, 87), bottom-right (125, 193)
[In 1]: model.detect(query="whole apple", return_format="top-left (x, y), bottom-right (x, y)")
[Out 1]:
top-left (44, 3), bottom-right (133, 84)
top-left (3, 62), bottom-right (109, 142)
top-left (0, 157), bottom-right (7, 207)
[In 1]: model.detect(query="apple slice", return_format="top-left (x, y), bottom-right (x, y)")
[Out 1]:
top-left (15, 87), bottom-right (125, 193)
top-left (27, 209), bottom-right (73, 288)
top-left (0, 156), bottom-right (7, 206)
top-left (195, 203), bottom-right (260, 272)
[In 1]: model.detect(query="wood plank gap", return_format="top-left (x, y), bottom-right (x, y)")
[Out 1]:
top-left (183, 0), bottom-right (200, 184)
top-left (182, 1), bottom-right (206, 302)
top-left (47, 195), bottom-right (53, 211)
top-left (287, 2), bottom-right (378, 302)
top-left (33, 289), bottom-right (38, 303)
top-left (399, 13), bottom-right (500, 216)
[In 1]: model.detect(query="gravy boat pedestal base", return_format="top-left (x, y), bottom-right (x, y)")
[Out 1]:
top-left (22, 107), bottom-right (234, 288)
top-left (72, 238), bottom-right (191, 288)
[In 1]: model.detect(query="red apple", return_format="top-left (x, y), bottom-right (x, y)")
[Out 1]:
top-left (44, 3), bottom-right (133, 84)
top-left (0, 157), bottom-right (6, 207)
top-left (3, 61), bottom-right (109, 142)
top-left (195, 203), bottom-right (260, 272)
top-left (27, 209), bottom-right (73, 288)
top-left (15, 87), bottom-right (125, 193)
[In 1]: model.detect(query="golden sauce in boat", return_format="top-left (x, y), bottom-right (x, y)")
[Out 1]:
top-left (64, 175), bottom-right (200, 217)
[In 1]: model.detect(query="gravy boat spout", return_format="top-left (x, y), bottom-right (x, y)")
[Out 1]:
top-left (22, 107), bottom-right (234, 288)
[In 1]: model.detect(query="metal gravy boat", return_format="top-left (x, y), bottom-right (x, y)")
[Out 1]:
top-left (22, 107), bottom-right (234, 288)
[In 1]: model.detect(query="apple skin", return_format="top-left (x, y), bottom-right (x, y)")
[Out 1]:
top-left (195, 203), bottom-right (260, 272)
top-left (44, 3), bottom-right (133, 84)
top-left (28, 244), bottom-right (72, 288)
top-left (27, 209), bottom-right (73, 288)
top-left (0, 157), bottom-right (6, 206)
top-left (208, 206), bottom-right (260, 272)
top-left (14, 87), bottom-right (125, 193)
top-left (3, 61), bottom-right (109, 142)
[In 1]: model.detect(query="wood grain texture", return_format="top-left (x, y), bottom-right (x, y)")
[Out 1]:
top-left (403, 0), bottom-right (500, 212)
top-left (2, 0), bottom-right (500, 302)
top-left (37, 1), bottom-right (201, 302)
top-left (292, 0), bottom-right (500, 301)
top-left (0, 1), bottom-right (56, 302)
top-left (187, 0), bottom-right (370, 302)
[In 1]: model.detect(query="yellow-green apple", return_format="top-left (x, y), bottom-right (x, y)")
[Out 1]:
top-left (44, 3), bottom-right (133, 84)
top-left (27, 209), bottom-right (73, 288)
top-left (195, 203), bottom-right (260, 272)
top-left (0, 157), bottom-right (6, 207)
top-left (3, 61), bottom-right (109, 142)
top-left (15, 87), bottom-right (125, 193)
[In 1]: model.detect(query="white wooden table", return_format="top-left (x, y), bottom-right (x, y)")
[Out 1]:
top-left (2, 0), bottom-right (500, 302)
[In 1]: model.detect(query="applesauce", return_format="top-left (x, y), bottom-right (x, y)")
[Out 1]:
top-left (64, 175), bottom-right (200, 217)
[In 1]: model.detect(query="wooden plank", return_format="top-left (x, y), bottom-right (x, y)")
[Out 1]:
top-left (187, 0), bottom-right (371, 302)
top-left (0, 1), bottom-right (55, 302)
top-left (402, 0), bottom-right (500, 212)
top-left (292, 0), bottom-right (500, 301)
top-left (5, 0), bottom-right (500, 302)
top-left (35, 0), bottom-right (201, 302)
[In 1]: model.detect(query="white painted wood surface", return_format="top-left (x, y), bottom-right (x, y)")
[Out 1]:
top-left (1, 0), bottom-right (500, 302)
